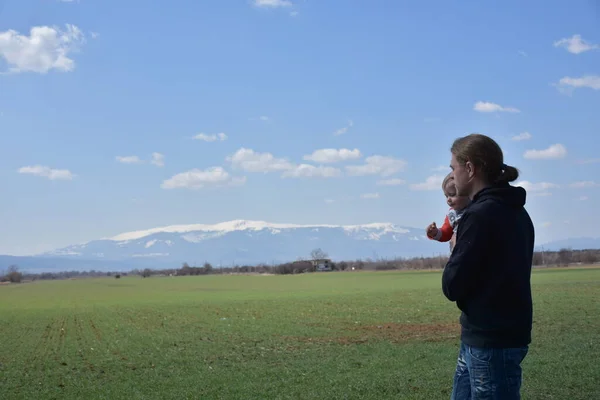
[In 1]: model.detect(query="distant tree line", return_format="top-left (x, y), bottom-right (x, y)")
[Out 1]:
top-left (532, 248), bottom-right (600, 267)
top-left (139, 248), bottom-right (599, 276)
top-left (0, 267), bottom-right (129, 283)
top-left (1, 248), bottom-right (599, 283)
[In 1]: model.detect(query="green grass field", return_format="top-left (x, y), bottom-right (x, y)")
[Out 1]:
top-left (1, 267), bottom-right (599, 399)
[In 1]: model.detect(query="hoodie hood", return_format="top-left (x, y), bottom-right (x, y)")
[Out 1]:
top-left (472, 183), bottom-right (526, 208)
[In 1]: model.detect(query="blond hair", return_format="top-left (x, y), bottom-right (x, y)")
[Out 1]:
top-left (442, 172), bottom-right (454, 194)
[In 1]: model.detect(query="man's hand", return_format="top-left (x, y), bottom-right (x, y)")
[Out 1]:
top-left (426, 222), bottom-right (439, 238)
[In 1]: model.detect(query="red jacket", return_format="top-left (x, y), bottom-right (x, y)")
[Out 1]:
top-left (428, 213), bottom-right (454, 242)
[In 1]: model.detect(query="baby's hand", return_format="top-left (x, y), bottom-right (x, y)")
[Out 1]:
top-left (426, 222), bottom-right (438, 237)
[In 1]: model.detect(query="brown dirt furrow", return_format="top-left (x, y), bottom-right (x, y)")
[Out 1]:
top-left (281, 322), bottom-right (459, 345)
top-left (73, 315), bottom-right (96, 372)
top-left (89, 319), bottom-right (102, 342)
top-left (25, 319), bottom-right (54, 366)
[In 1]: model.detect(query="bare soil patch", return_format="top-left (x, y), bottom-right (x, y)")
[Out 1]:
top-left (282, 322), bottom-right (458, 346)
top-left (352, 322), bottom-right (458, 342)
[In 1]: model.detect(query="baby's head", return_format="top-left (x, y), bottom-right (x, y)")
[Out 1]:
top-left (442, 173), bottom-right (470, 211)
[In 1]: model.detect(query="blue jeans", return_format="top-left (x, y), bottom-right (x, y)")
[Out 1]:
top-left (451, 342), bottom-right (529, 400)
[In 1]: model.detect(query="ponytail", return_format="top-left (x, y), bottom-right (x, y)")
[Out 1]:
top-left (452, 134), bottom-right (520, 185)
top-left (495, 163), bottom-right (519, 184)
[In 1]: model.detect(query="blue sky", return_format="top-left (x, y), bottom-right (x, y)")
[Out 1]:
top-left (1, 0), bottom-right (599, 255)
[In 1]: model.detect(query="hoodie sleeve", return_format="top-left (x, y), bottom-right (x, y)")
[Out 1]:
top-left (442, 210), bottom-right (489, 302)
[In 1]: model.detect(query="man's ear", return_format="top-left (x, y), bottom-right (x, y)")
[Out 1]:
top-left (465, 161), bottom-right (475, 178)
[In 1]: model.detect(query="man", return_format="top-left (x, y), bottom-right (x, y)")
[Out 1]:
top-left (442, 133), bottom-right (535, 399)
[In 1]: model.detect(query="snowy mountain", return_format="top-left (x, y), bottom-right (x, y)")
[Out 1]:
top-left (2, 220), bottom-right (599, 273)
top-left (30, 220), bottom-right (447, 271)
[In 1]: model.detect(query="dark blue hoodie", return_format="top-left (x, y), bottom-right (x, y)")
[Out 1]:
top-left (442, 183), bottom-right (534, 348)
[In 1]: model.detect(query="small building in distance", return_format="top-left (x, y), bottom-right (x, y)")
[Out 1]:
top-left (311, 258), bottom-right (332, 272)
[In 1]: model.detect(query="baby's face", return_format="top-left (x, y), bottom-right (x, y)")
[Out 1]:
top-left (444, 182), bottom-right (470, 211)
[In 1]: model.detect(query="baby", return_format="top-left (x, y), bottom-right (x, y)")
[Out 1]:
top-left (426, 173), bottom-right (470, 251)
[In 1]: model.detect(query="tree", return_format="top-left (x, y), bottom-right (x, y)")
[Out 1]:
top-left (310, 248), bottom-right (328, 260)
top-left (141, 268), bottom-right (152, 278)
top-left (581, 250), bottom-right (599, 265)
top-left (7, 265), bottom-right (23, 283)
top-left (557, 248), bottom-right (572, 266)
top-left (532, 251), bottom-right (544, 266)
top-left (203, 262), bottom-right (213, 274)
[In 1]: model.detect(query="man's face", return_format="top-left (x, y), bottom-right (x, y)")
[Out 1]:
top-left (450, 153), bottom-right (471, 197)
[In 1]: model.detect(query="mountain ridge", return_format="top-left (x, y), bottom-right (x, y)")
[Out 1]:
top-left (40, 219), bottom-right (426, 260)
top-left (1, 220), bottom-right (598, 273)
top-left (102, 219), bottom-right (409, 242)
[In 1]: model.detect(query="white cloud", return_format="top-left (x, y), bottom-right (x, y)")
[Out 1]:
top-left (117, 154), bottom-right (164, 166)
top-left (227, 148), bottom-right (293, 173)
top-left (333, 120), bottom-right (354, 136)
top-left (553, 34), bottom-right (598, 54)
top-left (431, 165), bottom-right (449, 172)
top-left (512, 132), bottom-right (532, 141)
top-left (194, 132), bottom-right (227, 142)
top-left (303, 148), bottom-right (361, 163)
top-left (360, 192), bottom-right (380, 199)
top-left (116, 156), bottom-right (143, 164)
top-left (569, 181), bottom-right (599, 189)
top-left (523, 144), bottom-right (567, 160)
top-left (533, 192), bottom-right (553, 197)
top-left (542, 222), bottom-right (552, 228)
top-left (473, 101), bottom-right (520, 113)
top-left (253, 0), bottom-right (292, 7)
top-left (161, 167), bottom-right (246, 190)
top-left (0, 24), bottom-right (85, 74)
top-left (90, 32), bottom-right (99, 39)
top-left (409, 175), bottom-right (445, 191)
top-left (515, 181), bottom-right (560, 192)
top-left (290, 11), bottom-right (299, 17)
top-left (18, 165), bottom-right (75, 180)
top-left (228, 148), bottom-right (346, 178)
top-left (579, 196), bottom-right (589, 201)
top-left (556, 75), bottom-right (600, 93)
top-left (518, 50), bottom-right (528, 57)
top-left (376, 178), bottom-right (406, 186)
top-left (282, 164), bottom-right (341, 178)
top-left (151, 152), bottom-right (165, 167)
top-left (324, 198), bottom-right (335, 204)
top-left (346, 155), bottom-right (407, 177)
